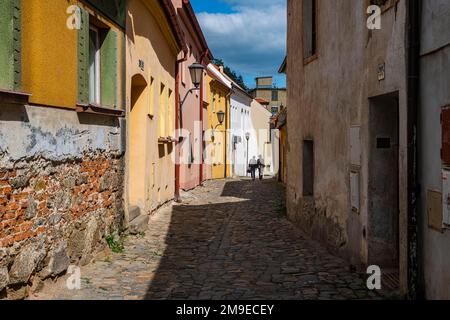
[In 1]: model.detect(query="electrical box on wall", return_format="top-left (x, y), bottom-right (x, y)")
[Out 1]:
top-left (441, 170), bottom-right (450, 227)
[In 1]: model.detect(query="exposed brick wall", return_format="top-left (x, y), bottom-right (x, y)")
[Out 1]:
top-left (0, 152), bottom-right (124, 299)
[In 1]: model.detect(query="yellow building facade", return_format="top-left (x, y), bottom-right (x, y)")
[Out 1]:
top-left (126, 0), bottom-right (183, 217)
top-left (21, 0), bottom-right (126, 111)
top-left (205, 67), bottom-right (232, 180)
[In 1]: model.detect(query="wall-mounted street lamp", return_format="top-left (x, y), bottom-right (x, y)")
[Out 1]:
top-left (178, 62), bottom-right (205, 140)
top-left (216, 111), bottom-right (225, 125)
top-left (188, 63), bottom-right (204, 89)
top-left (211, 110), bottom-right (225, 141)
top-left (180, 63), bottom-right (204, 109)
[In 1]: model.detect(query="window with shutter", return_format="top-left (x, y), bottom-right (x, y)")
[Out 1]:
top-left (0, 0), bottom-right (21, 91)
top-left (78, 8), bottom-right (120, 110)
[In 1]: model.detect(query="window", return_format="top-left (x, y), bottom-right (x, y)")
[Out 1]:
top-left (271, 106), bottom-right (279, 115)
top-left (159, 83), bottom-right (166, 137)
top-left (212, 91), bottom-right (216, 112)
top-left (78, 9), bottom-right (118, 108)
top-left (89, 26), bottom-right (101, 104)
top-left (303, 140), bottom-right (314, 196)
top-left (148, 77), bottom-right (154, 116)
top-left (168, 89), bottom-right (173, 136)
top-left (303, 0), bottom-right (317, 60)
top-left (272, 90), bottom-right (279, 102)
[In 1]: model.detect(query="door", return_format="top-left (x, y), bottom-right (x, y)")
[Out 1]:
top-left (129, 74), bottom-right (148, 209)
top-left (368, 92), bottom-right (399, 269)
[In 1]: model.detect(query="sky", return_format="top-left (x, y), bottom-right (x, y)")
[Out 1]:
top-left (190, 0), bottom-right (287, 89)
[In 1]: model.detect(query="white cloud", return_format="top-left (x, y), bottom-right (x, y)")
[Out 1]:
top-left (197, 0), bottom-right (286, 87)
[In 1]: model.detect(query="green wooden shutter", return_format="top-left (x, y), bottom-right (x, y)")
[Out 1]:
top-left (120, 32), bottom-right (126, 110)
top-left (0, 0), bottom-right (21, 90)
top-left (77, 7), bottom-right (89, 104)
top-left (12, 0), bottom-right (21, 90)
top-left (100, 29), bottom-right (117, 108)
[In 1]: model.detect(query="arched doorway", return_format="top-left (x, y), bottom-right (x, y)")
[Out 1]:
top-left (129, 74), bottom-right (148, 209)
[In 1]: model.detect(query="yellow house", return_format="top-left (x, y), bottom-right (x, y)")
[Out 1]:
top-left (205, 64), bottom-right (232, 180)
top-left (126, 0), bottom-right (184, 222)
top-left (20, 0), bottom-right (126, 111)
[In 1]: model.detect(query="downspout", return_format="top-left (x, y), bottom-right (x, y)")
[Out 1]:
top-left (175, 51), bottom-right (188, 202)
top-left (407, 0), bottom-right (421, 300)
top-left (199, 49), bottom-right (209, 185)
top-left (224, 89), bottom-right (232, 178)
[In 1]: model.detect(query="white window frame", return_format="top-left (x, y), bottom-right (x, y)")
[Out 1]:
top-left (89, 25), bottom-right (101, 105)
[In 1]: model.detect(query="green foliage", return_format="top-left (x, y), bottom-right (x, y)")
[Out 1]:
top-left (212, 58), bottom-right (249, 92)
top-left (106, 225), bottom-right (125, 253)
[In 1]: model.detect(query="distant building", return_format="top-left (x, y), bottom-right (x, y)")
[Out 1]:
top-left (249, 76), bottom-right (286, 116)
top-left (205, 64), bottom-right (232, 180)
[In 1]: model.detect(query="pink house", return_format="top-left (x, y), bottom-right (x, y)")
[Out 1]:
top-left (172, 0), bottom-right (213, 195)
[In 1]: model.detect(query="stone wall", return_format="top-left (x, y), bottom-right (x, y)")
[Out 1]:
top-left (0, 154), bottom-right (124, 299)
top-left (0, 104), bottom-right (125, 299)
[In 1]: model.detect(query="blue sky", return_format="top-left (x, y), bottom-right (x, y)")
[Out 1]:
top-left (190, 0), bottom-right (287, 89)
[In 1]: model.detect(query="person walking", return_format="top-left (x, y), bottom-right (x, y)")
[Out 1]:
top-left (257, 155), bottom-right (265, 180)
top-left (249, 156), bottom-right (257, 181)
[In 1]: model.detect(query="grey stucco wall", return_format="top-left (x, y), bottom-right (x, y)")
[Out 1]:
top-left (0, 104), bottom-right (125, 165)
top-left (286, 0), bottom-right (409, 293)
top-left (419, 0), bottom-right (450, 300)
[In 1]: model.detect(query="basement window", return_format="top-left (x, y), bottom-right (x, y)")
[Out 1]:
top-left (303, 140), bottom-right (314, 196)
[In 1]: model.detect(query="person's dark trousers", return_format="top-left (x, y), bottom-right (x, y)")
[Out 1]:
top-left (258, 166), bottom-right (263, 180)
top-left (251, 166), bottom-right (256, 180)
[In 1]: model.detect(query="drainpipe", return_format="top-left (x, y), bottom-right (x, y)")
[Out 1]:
top-left (224, 90), bottom-right (232, 178)
top-left (199, 49), bottom-right (209, 185)
top-left (407, 0), bottom-right (421, 300)
top-left (175, 51), bottom-right (188, 202)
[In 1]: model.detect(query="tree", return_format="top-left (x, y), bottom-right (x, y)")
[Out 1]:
top-left (212, 59), bottom-right (249, 92)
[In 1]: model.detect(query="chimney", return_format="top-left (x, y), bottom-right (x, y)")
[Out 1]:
top-left (219, 66), bottom-right (224, 73)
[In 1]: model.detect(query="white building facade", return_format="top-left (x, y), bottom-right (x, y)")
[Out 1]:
top-left (229, 84), bottom-right (253, 177)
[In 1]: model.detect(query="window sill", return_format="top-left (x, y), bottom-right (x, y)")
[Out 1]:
top-left (76, 103), bottom-right (125, 117)
top-left (0, 88), bottom-right (31, 105)
top-left (158, 137), bottom-right (176, 144)
top-left (303, 54), bottom-right (318, 66)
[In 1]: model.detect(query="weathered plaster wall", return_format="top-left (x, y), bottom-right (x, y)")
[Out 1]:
top-left (286, 0), bottom-right (408, 293)
top-left (0, 104), bottom-right (125, 299)
top-left (419, 0), bottom-right (450, 300)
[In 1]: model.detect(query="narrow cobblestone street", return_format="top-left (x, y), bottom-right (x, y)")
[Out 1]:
top-left (30, 179), bottom-right (383, 300)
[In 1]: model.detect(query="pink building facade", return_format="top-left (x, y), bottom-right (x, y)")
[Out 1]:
top-left (172, 0), bottom-right (212, 191)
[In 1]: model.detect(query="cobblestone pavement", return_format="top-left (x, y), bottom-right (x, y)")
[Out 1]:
top-left (30, 178), bottom-right (385, 300)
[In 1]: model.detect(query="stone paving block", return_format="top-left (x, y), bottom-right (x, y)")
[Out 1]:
top-left (29, 179), bottom-right (391, 300)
